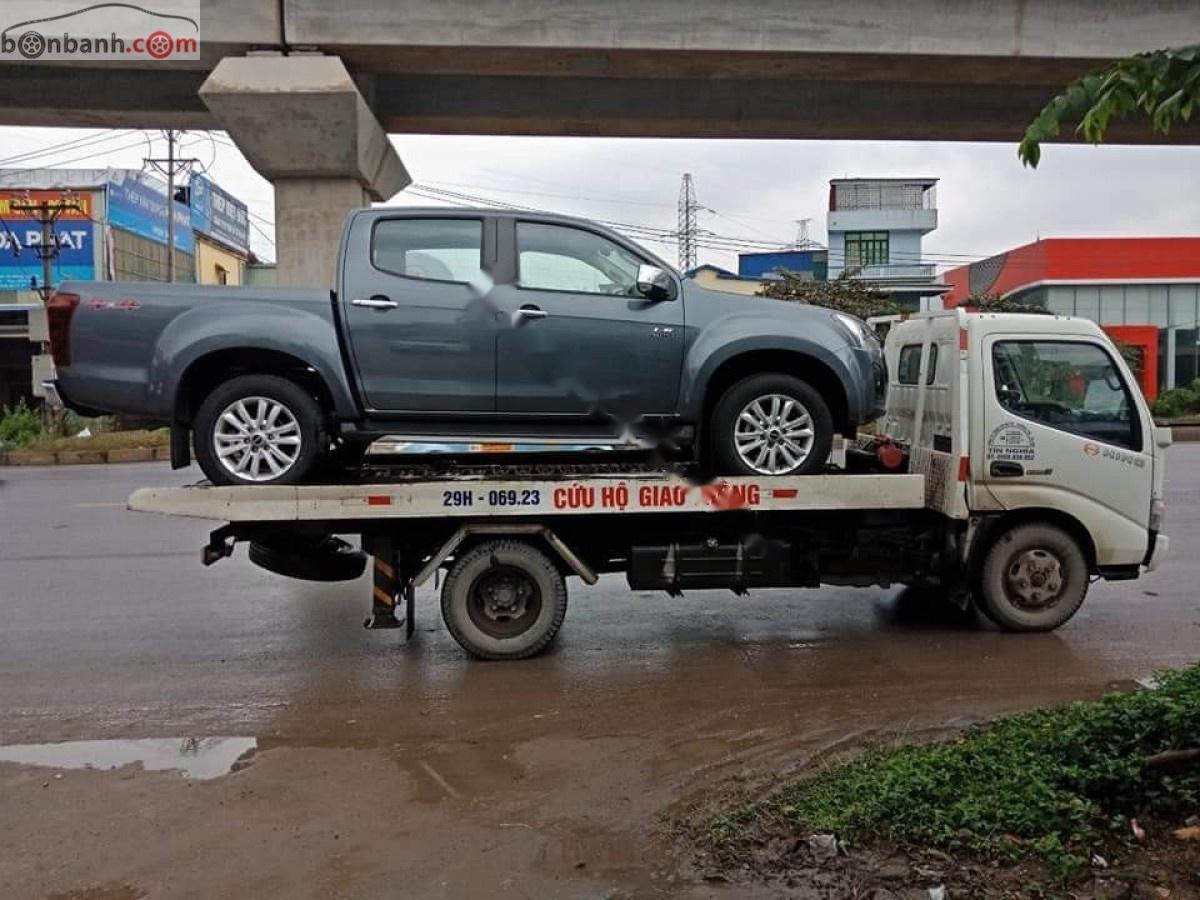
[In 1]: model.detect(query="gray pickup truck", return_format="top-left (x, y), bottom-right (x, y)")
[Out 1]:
top-left (46, 208), bottom-right (885, 485)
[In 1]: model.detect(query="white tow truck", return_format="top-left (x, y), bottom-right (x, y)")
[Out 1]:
top-left (129, 310), bottom-right (1170, 659)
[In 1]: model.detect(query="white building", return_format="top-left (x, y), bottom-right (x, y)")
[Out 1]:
top-left (826, 177), bottom-right (947, 309)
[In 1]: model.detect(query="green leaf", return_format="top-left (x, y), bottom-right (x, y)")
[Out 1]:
top-left (1020, 44), bottom-right (1200, 164)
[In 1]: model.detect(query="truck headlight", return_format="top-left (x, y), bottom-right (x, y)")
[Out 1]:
top-left (832, 312), bottom-right (876, 349)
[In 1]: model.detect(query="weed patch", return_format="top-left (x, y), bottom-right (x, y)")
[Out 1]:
top-left (706, 665), bottom-right (1200, 883)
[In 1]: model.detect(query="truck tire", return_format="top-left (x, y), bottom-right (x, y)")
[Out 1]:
top-left (711, 373), bottom-right (833, 476)
top-left (248, 535), bottom-right (367, 582)
top-left (978, 523), bottom-right (1089, 632)
top-left (440, 540), bottom-right (568, 660)
top-left (194, 374), bottom-right (326, 486)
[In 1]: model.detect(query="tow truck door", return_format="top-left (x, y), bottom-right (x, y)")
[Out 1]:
top-left (977, 332), bottom-right (1154, 566)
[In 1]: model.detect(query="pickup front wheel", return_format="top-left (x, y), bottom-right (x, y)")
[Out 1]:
top-left (193, 375), bottom-right (326, 486)
top-left (711, 373), bottom-right (833, 476)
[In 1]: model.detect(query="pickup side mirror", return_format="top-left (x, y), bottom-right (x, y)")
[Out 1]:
top-left (636, 264), bottom-right (676, 301)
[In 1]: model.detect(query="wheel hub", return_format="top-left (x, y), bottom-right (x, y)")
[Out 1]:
top-left (733, 393), bottom-right (815, 475)
top-left (469, 566), bottom-right (541, 638)
top-left (1005, 548), bottom-right (1065, 609)
top-left (212, 396), bottom-right (303, 483)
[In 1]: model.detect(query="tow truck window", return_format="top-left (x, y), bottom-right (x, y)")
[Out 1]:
top-left (517, 222), bottom-right (644, 297)
top-left (992, 340), bottom-right (1141, 451)
top-left (897, 343), bottom-right (937, 385)
top-left (372, 219), bottom-right (483, 283)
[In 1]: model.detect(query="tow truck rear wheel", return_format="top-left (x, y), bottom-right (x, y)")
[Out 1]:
top-left (441, 540), bottom-right (568, 660)
top-left (979, 523), bottom-right (1089, 632)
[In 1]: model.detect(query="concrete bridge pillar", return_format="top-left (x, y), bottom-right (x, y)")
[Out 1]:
top-left (199, 55), bottom-right (410, 287)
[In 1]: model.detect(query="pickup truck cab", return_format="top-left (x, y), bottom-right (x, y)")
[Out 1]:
top-left (46, 208), bottom-right (884, 485)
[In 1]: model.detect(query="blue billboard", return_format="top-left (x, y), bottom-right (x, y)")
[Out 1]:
top-left (190, 175), bottom-right (249, 254)
top-left (0, 220), bottom-right (94, 290)
top-left (106, 171), bottom-right (193, 253)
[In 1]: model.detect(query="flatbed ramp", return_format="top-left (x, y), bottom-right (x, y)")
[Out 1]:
top-left (128, 473), bottom-right (927, 522)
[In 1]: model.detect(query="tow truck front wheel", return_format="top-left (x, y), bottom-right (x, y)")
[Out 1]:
top-left (979, 523), bottom-right (1089, 632)
top-left (441, 540), bottom-right (568, 660)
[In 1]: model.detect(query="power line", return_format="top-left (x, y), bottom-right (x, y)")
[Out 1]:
top-left (0, 129), bottom-right (128, 167)
top-left (0, 138), bottom-right (156, 181)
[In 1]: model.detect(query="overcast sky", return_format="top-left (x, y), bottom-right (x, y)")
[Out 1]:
top-left (0, 126), bottom-right (1195, 272)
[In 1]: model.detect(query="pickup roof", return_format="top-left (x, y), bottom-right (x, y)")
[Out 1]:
top-left (47, 207), bottom-right (885, 485)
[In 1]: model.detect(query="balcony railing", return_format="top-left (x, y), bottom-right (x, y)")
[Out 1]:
top-left (831, 183), bottom-right (936, 211)
top-left (848, 263), bottom-right (937, 280)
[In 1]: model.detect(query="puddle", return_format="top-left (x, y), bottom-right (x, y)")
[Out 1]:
top-left (0, 737), bottom-right (257, 780)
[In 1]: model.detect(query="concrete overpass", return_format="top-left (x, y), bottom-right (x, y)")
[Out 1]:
top-left (2, 0), bottom-right (1195, 284)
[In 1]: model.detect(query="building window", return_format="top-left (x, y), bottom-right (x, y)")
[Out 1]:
top-left (844, 231), bottom-right (889, 269)
top-left (214, 264), bottom-right (228, 285)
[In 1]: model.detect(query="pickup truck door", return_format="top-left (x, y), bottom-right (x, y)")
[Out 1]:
top-left (340, 216), bottom-right (495, 412)
top-left (493, 220), bottom-right (684, 417)
top-left (978, 335), bottom-right (1154, 566)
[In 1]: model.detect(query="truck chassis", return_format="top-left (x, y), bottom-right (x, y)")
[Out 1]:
top-left (129, 463), bottom-right (971, 659)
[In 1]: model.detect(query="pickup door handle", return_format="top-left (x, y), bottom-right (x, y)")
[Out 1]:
top-left (352, 295), bottom-right (398, 310)
top-left (990, 461), bottom-right (1025, 478)
top-left (512, 304), bottom-right (548, 323)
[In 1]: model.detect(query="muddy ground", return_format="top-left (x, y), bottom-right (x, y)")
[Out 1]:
top-left (1, 450), bottom-right (1198, 898)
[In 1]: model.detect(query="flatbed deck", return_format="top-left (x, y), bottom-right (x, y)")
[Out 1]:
top-left (128, 472), bottom-right (927, 523)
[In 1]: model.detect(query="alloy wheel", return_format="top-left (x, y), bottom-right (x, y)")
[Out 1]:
top-left (212, 396), bottom-right (303, 482)
top-left (733, 393), bottom-right (815, 474)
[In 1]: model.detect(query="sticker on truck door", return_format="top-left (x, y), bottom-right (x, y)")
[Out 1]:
top-left (986, 422), bottom-right (1036, 462)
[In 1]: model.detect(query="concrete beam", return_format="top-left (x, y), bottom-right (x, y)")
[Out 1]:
top-left (199, 55), bottom-right (409, 199)
top-left (199, 54), bottom-right (410, 287)
top-left (283, 0), bottom-right (1199, 61)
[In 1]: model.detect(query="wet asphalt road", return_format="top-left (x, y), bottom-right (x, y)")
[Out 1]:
top-left (1, 451), bottom-right (1198, 898)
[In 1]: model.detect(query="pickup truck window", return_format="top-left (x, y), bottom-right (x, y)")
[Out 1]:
top-left (992, 340), bottom-right (1141, 451)
top-left (372, 218), bottom-right (482, 283)
top-left (517, 222), bottom-right (643, 297)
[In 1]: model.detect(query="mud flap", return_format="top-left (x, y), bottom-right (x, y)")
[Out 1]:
top-left (170, 422), bottom-right (191, 469)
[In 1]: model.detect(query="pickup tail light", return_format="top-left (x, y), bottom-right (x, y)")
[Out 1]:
top-left (47, 292), bottom-right (80, 367)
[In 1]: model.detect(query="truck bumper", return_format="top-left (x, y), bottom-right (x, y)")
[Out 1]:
top-left (1145, 533), bottom-right (1170, 572)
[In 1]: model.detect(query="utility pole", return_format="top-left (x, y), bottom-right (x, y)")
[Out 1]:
top-left (11, 193), bottom-right (83, 302)
top-left (677, 173), bottom-right (698, 272)
top-left (145, 130), bottom-right (198, 283)
top-left (11, 192), bottom-right (83, 431)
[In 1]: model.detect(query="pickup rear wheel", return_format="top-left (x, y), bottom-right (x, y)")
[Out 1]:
top-left (711, 373), bottom-right (833, 476)
top-left (978, 523), bottom-right (1089, 632)
top-left (193, 375), bottom-right (325, 486)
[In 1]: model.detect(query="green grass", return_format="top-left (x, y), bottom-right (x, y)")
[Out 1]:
top-left (22, 428), bottom-right (169, 453)
top-left (708, 665), bottom-right (1200, 883)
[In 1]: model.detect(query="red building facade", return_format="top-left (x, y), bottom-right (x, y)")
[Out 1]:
top-left (942, 237), bottom-right (1200, 399)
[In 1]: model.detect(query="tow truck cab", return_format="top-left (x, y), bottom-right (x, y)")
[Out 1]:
top-left (882, 309), bottom-right (1170, 577)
